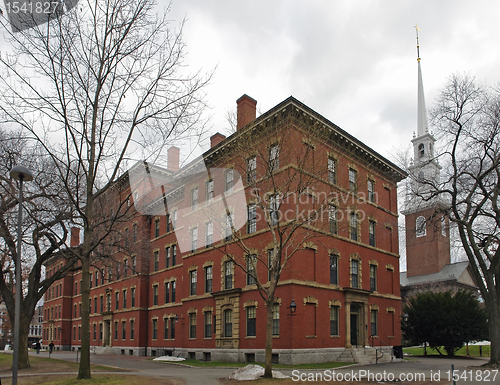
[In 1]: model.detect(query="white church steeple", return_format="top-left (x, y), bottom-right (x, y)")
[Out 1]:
top-left (404, 25), bottom-right (442, 214)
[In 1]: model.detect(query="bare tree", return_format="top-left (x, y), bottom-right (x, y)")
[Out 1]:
top-left (0, 0), bottom-right (211, 378)
top-left (409, 74), bottom-right (500, 366)
top-left (0, 128), bottom-right (80, 369)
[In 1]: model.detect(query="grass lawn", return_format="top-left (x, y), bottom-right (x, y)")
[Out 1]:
top-left (404, 344), bottom-right (490, 357)
top-left (0, 353), bottom-right (182, 385)
top-left (157, 358), bottom-right (354, 370)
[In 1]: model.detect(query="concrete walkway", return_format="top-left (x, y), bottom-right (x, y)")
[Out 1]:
top-left (3, 350), bottom-right (496, 385)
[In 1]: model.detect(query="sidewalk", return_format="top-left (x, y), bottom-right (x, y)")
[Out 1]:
top-left (12, 350), bottom-right (496, 385)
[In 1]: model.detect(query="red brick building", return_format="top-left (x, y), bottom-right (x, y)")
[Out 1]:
top-left (43, 95), bottom-right (406, 363)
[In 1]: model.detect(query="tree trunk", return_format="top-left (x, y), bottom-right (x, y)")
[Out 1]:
top-left (264, 300), bottom-right (273, 378)
top-left (77, 247), bottom-right (91, 379)
top-left (488, 298), bottom-right (500, 366)
top-left (16, 316), bottom-right (31, 370)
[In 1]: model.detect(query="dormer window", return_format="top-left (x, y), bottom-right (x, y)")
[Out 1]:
top-left (418, 143), bottom-right (425, 158)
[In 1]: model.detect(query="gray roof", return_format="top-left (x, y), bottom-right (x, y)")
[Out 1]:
top-left (400, 261), bottom-right (471, 287)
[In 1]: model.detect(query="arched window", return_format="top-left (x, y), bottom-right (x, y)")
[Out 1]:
top-left (416, 216), bottom-right (426, 237)
top-left (418, 143), bottom-right (425, 158)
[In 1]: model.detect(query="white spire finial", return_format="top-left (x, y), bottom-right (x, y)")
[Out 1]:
top-left (416, 24), bottom-right (428, 136)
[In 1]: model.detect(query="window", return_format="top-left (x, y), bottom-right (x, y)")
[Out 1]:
top-left (416, 216), bottom-right (426, 237)
top-left (95, 271), bottom-right (98, 286)
top-left (328, 158), bottom-right (337, 184)
top-left (247, 204), bottom-right (257, 234)
top-left (205, 266), bottom-right (213, 293)
top-left (224, 261), bottom-right (234, 289)
top-left (189, 313), bottom-right (196, 339)
top-left (131, 256), bottom-right (136, 274)
top-left (190, 270), bottom-right (197, 296)
top-left (418, 143), bottom-right (425, 158)
top-left (330, 254), bottom-right (338, 285)
top-left (270, 194), bottom-right (280, 226)
top-left (223, 309), bottom-right (232, 337)
top-left (272, 304), bottom-right (280, 336)
top-left (225, 169), bottom-right (233, 193)
top-left (225, 212), bottom-right (234, 241)
top-left (246, 306), bottom-right (256, 337)
top-left (100, 296), bottom-right (103, 313)
top-left (165, 282), bottom-right (170, 303)
top-left (171, 210), bottom-right (177, 230)
top-left (94, 298), bottom-right (97, 314)
top-left (133, 223), bottom-right (138, 242)
top-left (99, 323), bottom-right (103, 340)
top-left (246, 255), bottom-right (257, 285)
top-left (329, 205), bottom-right (338, 234)
top-left (370, 265), bottom-right (377, 291)
top-left (369, 220), bottom-right (376, 246)
top-left (124, 259), bottom-right (128, 277)
top-left (107, 293), bottom-right (111, 312)
top-left (191, 187), bottom-right (198, 210)
top-left (268, 248), bottom-right (276, 282)
top-left (165, 247), bottom-right (171, 268)
top-left (371, 310), bottom-right (378, 336)
top-left (130, 320), bottom-right (135, 340)
top-left (269, 144), bottom-right (279, 172)
top-left (351, 259), bottom-right (359, 288)
top-left (164, 318), bottom-right (169, 339)
top-left (153, 285), bottom-right (158, 306)
top-left (114, 321), bottom-right (119, 340)
top-left (367, 180), bottom-right (375, 203)
top-left (166, 213), bottom-right (171, 233)
top-left (204, 311), bottom-right (212, 338)
top-left (330, 306), bottom-right (339, 336)
top-left (154, 218), bottom-right (160, 238)
top-left (122, 321), bottom-right (126, 339)
top-left (191, 227), bottom-right (198, 253)
top-left (171, 245), bottom-right (177, 265)
top-left (206, 179), bottom-right (214, 202)
top-left (247, 156), bottom-right (257, 183)
top-left (170, 317), bottom-right (176, 339)
top-left (123, 290), bottom-right (127, 308)
top-left (152, 319), bottom-right (158, 340)
top-left (93, 324), bottom-right (96, 340)
top-left (171, 281), bottom-right (176, 302)
top-left (153, 251), bottom-right (159, 272)
top-left (115, 292), bottom-right (119, 310)
top-left (206, 222), bottom-right (213, 248)
top-left (350, 212), bottom-right (358, 241)
top-left (131, 287), bottom-right (136, 307)
top-left (349, 168), bottom-right (357, 193)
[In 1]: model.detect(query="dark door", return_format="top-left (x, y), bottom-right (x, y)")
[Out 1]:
top-left (350, 314), bottom-right (358, 346)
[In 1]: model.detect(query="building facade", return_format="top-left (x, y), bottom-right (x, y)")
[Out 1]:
top-left (43, 95), bottom-right (406, 363)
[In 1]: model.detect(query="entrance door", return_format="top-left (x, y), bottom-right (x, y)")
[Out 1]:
top-left (103, 321), bottom-right (110, 346)
top-left (350, 313), bottom-right (358, 347)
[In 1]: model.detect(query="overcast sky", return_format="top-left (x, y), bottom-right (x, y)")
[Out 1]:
top-left (168, 0), bottom-right (500, 163)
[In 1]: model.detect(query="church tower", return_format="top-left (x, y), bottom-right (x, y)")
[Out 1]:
top-left (403, 27), bottom-right (450, 278)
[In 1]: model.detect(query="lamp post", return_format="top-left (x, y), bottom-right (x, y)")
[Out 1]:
top-left (10, 165), bottom-right (33, 385)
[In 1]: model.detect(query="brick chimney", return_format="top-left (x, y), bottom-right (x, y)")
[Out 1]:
top-left (210, 132), bottom-right (226, 148)
top-left (167, 146), bottom-right (180, 172)
top-left (70, 227), bottom-right (80, 247)
top-left (236, 94), bottom-right (257, 130)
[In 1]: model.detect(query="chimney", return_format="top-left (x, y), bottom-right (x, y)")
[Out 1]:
top-left (167, 146), bottom-right (180, 172)
top-left (210, 132), bottom-right (226, 148)
top-left (70, 227), bottom-right (80, 247)
top-left (236, 94), bottom-right (257, 130)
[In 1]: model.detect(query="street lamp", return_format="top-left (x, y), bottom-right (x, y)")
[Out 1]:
top-left (288, 299), bottom-right (297, 315)
top-left (10, 165), bottom-right (33, 385)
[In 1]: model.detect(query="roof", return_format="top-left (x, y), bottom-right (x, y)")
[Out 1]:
top-left (205, 96), bottom-right (407, 183)
top-left (400, 261), bottom-right (472, 287)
